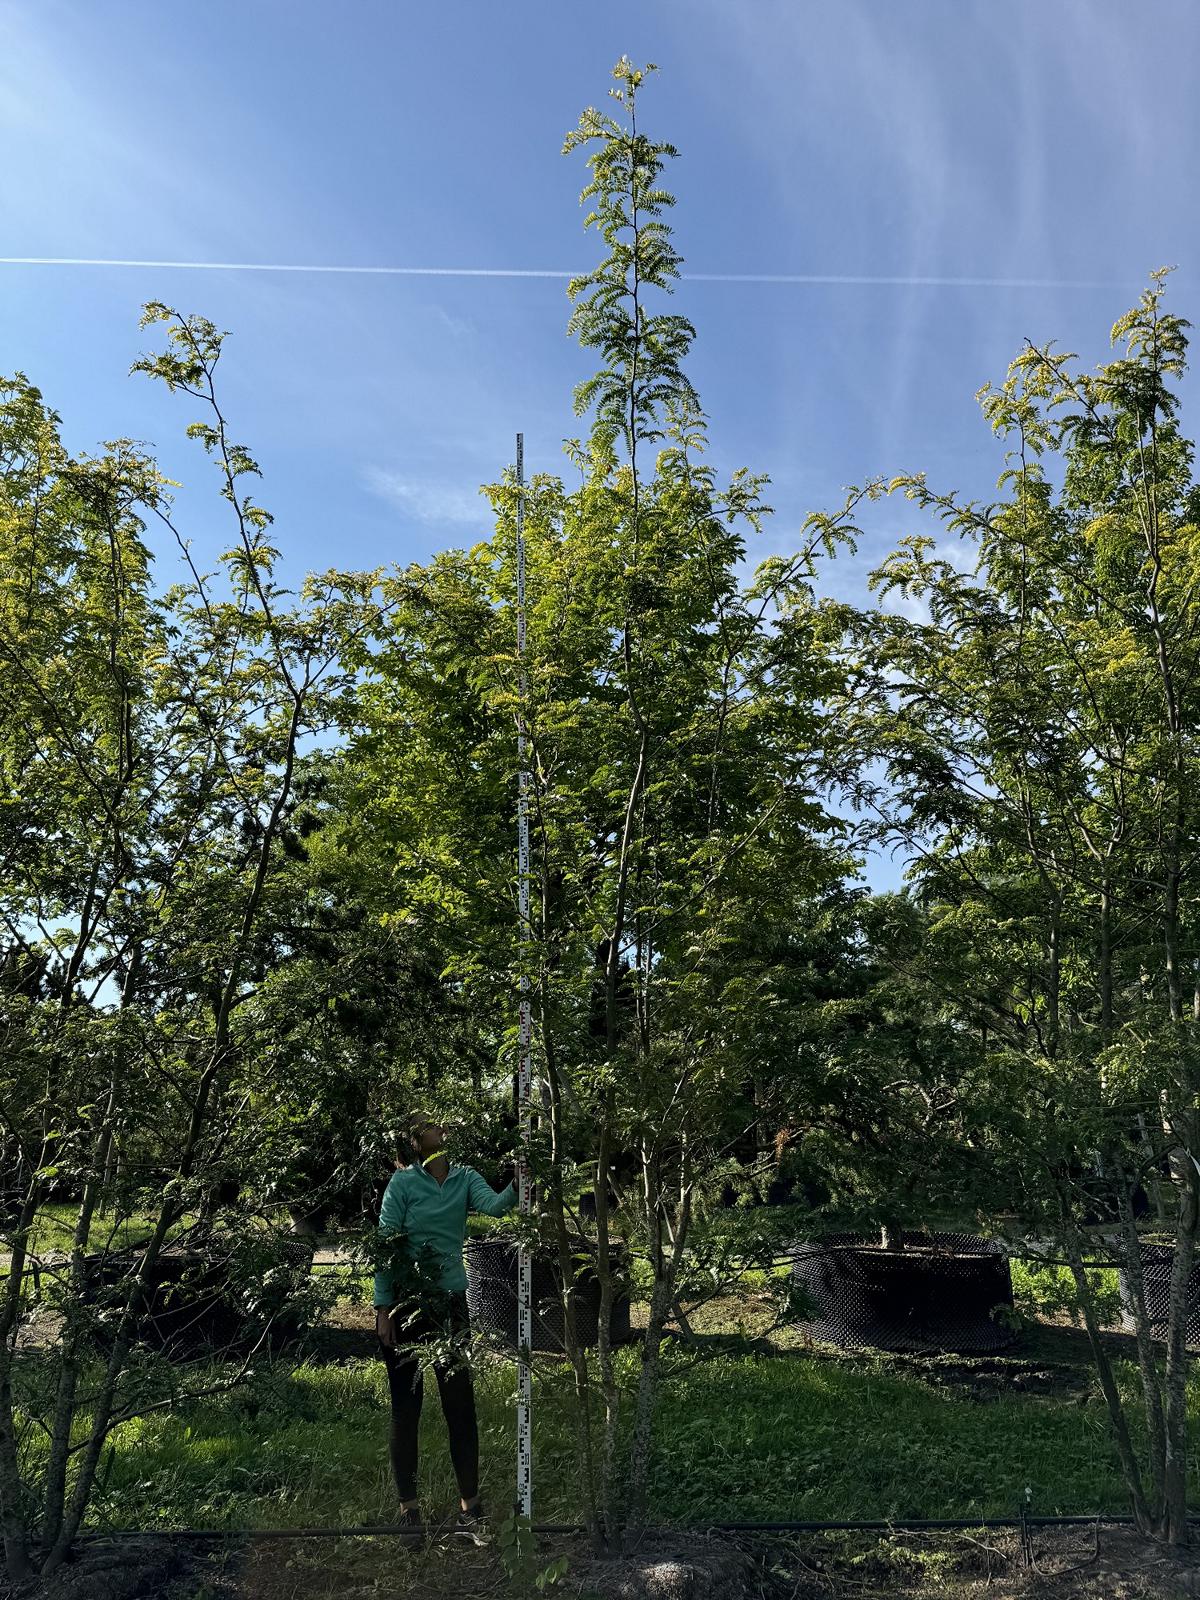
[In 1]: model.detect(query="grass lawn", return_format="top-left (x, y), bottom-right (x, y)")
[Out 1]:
top-left (11, 1272), bottom-right (1200, 1600)
top-left (85, 1316), bottom-right (1197, 1534)
top-left (15, 1204), bottom-right (196, 1255)
top-left (8, 1233), bottom-right (1190, 1580)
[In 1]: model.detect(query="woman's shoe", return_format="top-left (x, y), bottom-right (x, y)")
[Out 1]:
top-left (454, 1501), bottom-right (488, 1544)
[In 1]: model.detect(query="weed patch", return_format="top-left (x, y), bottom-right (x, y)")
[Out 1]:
top-left (81, 1341), bottom-right (1200, 1534)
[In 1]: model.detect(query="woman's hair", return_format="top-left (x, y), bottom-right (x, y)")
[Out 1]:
top-left (394, 1111), bottom-right (439, 1166)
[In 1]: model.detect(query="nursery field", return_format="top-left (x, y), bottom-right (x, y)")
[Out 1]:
top-left (25, 1286), bottom-right (1198, 1600)
top-left (1, 1215), bottom-right (1173, 1599)
top-left (92, 1330), bottom-right (1189, 1532)
top-left (86, 1290), bottom-right (1194, 1533)
top-left (7, 21), bottom-right (1200, 1600)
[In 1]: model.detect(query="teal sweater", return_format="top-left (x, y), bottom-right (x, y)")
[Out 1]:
top-left (373, 1163), bottom-right (517, 1305)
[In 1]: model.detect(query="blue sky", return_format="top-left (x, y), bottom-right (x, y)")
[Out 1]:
top-left (5, 0), bottom-right (1197, 893)
top-left (3, 0), bottom-right (1198, 605)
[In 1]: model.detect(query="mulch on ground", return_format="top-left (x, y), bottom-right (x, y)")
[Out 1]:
top-left (9, 1526), bottom-right (1200, 1600)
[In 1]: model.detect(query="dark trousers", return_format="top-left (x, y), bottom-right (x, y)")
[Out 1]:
top-left (380, 1292), bottom-right (479, 1504)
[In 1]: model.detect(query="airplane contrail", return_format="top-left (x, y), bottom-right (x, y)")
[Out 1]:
top-left (0, 257), bottom-right (1127, 290)
top-left (0, 258), bottom-right (576, 278)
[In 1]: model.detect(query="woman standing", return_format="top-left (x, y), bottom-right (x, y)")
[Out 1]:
top-left (374, 1115), bottom-right (516, 1537)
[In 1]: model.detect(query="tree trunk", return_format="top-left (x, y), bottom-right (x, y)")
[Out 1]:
top-left (625, 1157), bottom-right (692, 1533)
top-left (1115, 1165), bottom-right (1167, 1516)
top-left (593, 1090), bottom-right (621, 1545)
top-left (0, 1183), bottom-right (40, 1580)
top-left (41, 1105), bottom-right (117, 1551)
top-left (542, 1036), bottom-right (602, 1549)
top-left (1064, 1226), bottom-right (1156, 1535)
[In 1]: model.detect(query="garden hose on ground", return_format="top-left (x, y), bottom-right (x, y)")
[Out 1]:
top-left (72, 1514), bottom-right (1153, 1542)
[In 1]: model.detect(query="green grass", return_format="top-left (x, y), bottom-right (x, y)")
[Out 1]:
top-left (16, 1205), bottom-right (189, 1254)
top-left (646, 1352), bottom-right (1124, 1522)
top-left (1011, 1258), bottom-right (1124, 1328)
top-left (6, 1225), bottom-right (1185, 1534)
top-left (82, 1340), bottom-right (1200, 1532)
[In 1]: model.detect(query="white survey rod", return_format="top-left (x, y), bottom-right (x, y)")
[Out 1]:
top-left (515, 434), bottom-right (533, 1519)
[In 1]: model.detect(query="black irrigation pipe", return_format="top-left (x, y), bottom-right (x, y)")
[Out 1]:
top-left (704, 1518), bottom-right (1143, 1532)
top-left (73, 1514), bottom-right (1156, 1543)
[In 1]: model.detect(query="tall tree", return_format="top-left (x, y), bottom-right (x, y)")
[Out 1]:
top-left (335, 59), bottom-right (856, 1547)
top-left (0, 315), bottom-right (375, 1579)
top-left (847, 272), bottom-right (1200, 1544)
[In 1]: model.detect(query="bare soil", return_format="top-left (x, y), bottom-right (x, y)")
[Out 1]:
top-left (8, 1526), bottom-right (1200, 1600)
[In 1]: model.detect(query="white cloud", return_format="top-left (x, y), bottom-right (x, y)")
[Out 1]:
top-left (880, 585), bottom-right (933, 627)
top-left (364, 468), bottom-right (488, 528)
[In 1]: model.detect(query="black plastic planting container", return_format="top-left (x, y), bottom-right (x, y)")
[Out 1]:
top-left (790, 1231), bottom-right (1016, 1354)
top-left (465, 1236), bottom-right (632, 1353)
top-left (1118, 1239), bottom-right (1200, 1349)
top-left (80, 1235), bottom-right (315, 1350)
